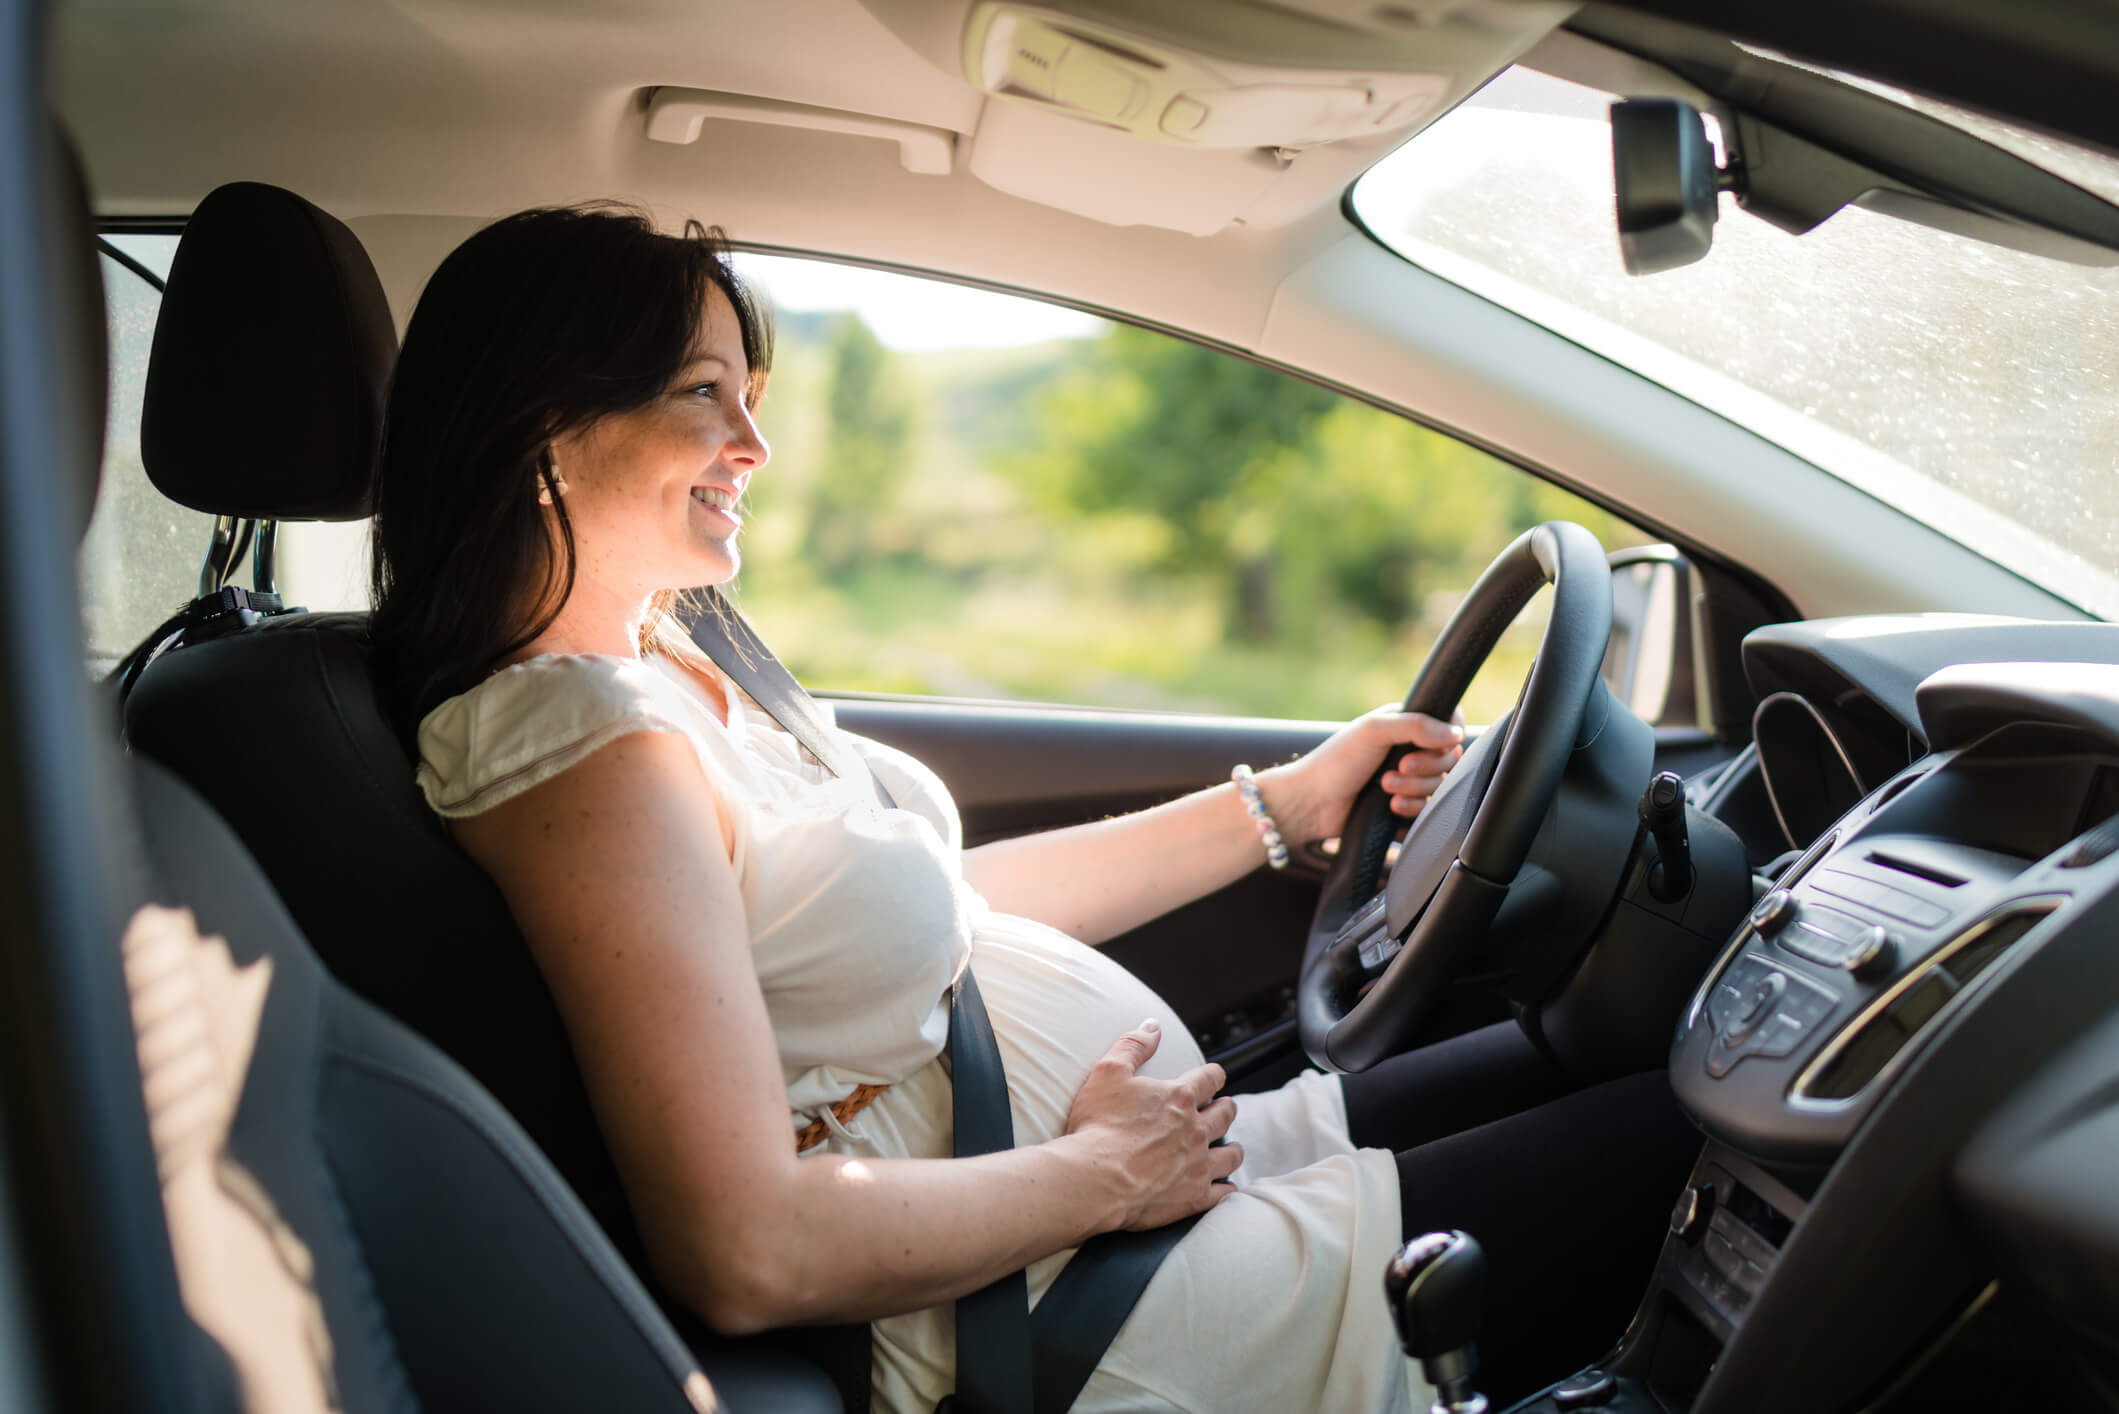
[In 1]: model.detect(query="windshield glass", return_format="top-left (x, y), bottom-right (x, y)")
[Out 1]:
top-left (1350, 66), bottom-right (2119, 619)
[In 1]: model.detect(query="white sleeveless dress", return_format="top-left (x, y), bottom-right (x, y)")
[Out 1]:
top-left (415, 651), bottom-right (1427, 1414)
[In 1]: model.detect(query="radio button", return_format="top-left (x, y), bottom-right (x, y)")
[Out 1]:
top-left (1751, 889), bottom-right (1797, 934)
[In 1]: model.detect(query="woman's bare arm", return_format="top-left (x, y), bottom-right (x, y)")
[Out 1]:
top-left (450, 729), bottom-right (1238, 1335)
top-left (962, 707), bottom-right (1464, 944)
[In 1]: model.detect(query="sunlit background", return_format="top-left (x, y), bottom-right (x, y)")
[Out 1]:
top-left (723, 253), bottom-right (1644, 723)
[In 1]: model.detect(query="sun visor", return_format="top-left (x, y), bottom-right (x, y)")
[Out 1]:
top-left (968, 100), bottom-right (1285, 237)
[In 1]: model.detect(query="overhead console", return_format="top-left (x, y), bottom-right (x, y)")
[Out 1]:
top-left (858, 0), bottom-right (1571, 234)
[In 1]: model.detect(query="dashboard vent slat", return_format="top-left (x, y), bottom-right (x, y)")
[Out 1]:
top-left (2061, 813), bottom-right (2119, 868)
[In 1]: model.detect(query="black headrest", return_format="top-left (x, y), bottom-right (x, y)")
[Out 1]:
top-left (53, 131), bottom-right (108, 545)
top-left (141, 183), bottom-right (394, 522)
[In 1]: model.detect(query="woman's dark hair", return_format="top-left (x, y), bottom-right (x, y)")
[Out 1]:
top-left (369, 203), bottom-right (771, 747)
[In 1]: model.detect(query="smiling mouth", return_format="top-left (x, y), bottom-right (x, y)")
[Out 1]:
top-left (691, 486), bottom-right (738, 514)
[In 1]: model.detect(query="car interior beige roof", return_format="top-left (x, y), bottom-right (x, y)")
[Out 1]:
top-left (55, 0), bottom-right (2081, 625)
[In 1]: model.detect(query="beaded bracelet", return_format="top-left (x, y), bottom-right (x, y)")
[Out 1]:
top-left (1231, 764), bottom-right (1290, 871)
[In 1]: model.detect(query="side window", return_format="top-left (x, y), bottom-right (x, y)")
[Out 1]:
top-left (732, 254), bottom-right (1651, 723)
top-left (81, 234), bottom-right (214, 676)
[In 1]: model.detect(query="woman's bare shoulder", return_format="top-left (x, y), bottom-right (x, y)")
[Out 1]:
top-left (449, 726), bottom-right (740, 907)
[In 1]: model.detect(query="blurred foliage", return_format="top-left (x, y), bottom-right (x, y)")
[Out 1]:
top-left (736, 307), bottom-right (1647, 724)
top-left (803, 316), bottom-right (913, 578)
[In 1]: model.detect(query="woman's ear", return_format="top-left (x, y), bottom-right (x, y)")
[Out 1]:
top-left (535, 436), bottom-right (576, 505)
top-left (537, 453), bottom-right (568, 505)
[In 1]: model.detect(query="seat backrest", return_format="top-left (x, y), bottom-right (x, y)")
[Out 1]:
top-left (128, 611), bottom-right (640, 1270)
top-left (126, 756), bottom-right (725, 1414)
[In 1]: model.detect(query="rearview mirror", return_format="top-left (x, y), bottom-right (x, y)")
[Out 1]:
top-left (1611, 98), bottom-right (1722, 275)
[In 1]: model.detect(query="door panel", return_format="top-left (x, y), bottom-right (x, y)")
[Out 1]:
top-left (829, 695), bottom-right (1339, 845)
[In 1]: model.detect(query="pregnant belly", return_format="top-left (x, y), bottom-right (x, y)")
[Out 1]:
top-left (969, 911), bottom-right (1210, 1149)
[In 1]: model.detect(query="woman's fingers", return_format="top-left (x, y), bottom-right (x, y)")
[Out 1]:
top-left (1365, 707), bottom-right (1464, 752)
top-left (1381, 740), bottom-right (1464, 815)
top-left (1380, 748), bottom-right (1460, 791)
top-left (1403, 746), bottom-right (1461, 775)
top-left (1096, 1018), bottom-right (1164, 1077)
top-left (1177, 1062), bottom-right (1228, 1109)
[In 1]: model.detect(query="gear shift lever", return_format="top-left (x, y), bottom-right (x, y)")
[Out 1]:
top-left (1385, 1230), bottom-right (1489, 1414)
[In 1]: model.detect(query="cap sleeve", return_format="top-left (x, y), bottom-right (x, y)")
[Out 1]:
top-left (415, 654), bottom-right (699, 819)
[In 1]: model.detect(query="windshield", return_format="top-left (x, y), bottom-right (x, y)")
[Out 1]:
top-left (1350, 66), bottom-right (2119, 619)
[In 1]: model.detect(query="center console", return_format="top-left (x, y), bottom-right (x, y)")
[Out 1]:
top-left (1427, 693), bottom-right (2119, 1414)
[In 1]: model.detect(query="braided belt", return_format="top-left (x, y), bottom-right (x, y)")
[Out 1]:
top-left (794, 1082), bottom-right (891, 1153)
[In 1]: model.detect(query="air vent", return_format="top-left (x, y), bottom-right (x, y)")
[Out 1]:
top-left (1799, 905), bottom-right (2054, 1101)
top-left (1867, 850), bottom-right (1967, 888)
top-left (2061, 813), bottom-right (2119, 868)
top-left (1867, 767), bottom-right (1929, 814)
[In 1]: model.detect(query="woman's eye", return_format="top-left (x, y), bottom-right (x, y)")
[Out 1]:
top-left (692, 382), bottom-right (720, 399)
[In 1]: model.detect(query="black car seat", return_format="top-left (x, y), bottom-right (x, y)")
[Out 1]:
top-left (126, 753), bottom-right (738, 1414)
top-left (44, 149), bottom-right (835, 1413)
top-left (122, 185), bottom-right (865, 1410)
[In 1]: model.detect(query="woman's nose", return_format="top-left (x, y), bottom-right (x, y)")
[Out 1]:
top-left (728, 408), bottom-right (770, 470)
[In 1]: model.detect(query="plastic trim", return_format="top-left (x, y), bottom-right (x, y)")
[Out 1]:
top-left (1790, 899), bottom-right (2063, 1111)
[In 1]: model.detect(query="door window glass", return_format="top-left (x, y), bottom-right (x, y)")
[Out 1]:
top-left (731, 254), bottom-right (1650, 722)
top-left (81, 234), bottom-right (213, 676)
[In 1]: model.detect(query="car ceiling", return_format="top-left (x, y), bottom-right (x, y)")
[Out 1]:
top-left (56, 0), bottom-right (1565, 342)
top-left (52, 0), bottom-right (2093, 628)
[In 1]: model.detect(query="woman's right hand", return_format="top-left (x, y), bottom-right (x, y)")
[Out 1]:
top-left (1063, 1020), bottom-right (1242, 1231)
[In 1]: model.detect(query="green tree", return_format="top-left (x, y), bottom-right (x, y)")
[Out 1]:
top-left (1013, 325), bottom-right (1336, 638)
top-left (1013, 324), bottom-right (1645, 647)
top-left (803, 314), bottom-right (914, 581)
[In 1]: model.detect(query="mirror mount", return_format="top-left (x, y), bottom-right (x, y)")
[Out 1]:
top-left (1611, 97), bottom-right (1741, 275)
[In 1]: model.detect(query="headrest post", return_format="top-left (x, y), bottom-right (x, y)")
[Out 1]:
top-left (251, 519), bottom-right (279, 597)
top-left (196, 515), bottom-right (241, 598)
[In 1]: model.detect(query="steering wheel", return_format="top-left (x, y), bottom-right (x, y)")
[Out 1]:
top-left (1298, 522), bottom-right (1614, 1073)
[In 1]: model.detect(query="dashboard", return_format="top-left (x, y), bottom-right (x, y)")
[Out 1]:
top-left (1591, 615), bottom-right (2119, 1412)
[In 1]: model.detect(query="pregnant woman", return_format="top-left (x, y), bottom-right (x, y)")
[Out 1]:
top-left (372, 206), bottom-right (1695, 1413)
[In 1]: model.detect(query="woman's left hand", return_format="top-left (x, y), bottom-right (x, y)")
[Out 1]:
top-left (1257, 706), bottom-right (1466, 849)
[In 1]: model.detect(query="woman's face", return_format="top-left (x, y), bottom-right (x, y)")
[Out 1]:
top-left (547, 283), bottom-right (769, 601)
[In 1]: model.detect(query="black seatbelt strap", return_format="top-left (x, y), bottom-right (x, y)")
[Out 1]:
top-left (684, 593), bottom-right (1196, 1413)
top-left (941, 969), bottom-right (1034, 1414)
top-left (1027, 1215), bottom-right (1201, 1414)
top-left (686, 597), bottom-right (1033, 1409)
top-left (685, 588), bottom-right (890, 805)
